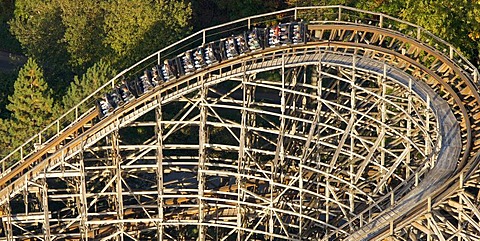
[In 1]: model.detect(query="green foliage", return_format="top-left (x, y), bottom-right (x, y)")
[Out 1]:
top-left (101, 0), bottom-right (192, 67)
top-left (9, 0), bottom-right (72, 93)
top-left (0, 118), bottom-right (14, 156)
top-left (0, 0), bottom-right (21, 52)
top-left (6, 58), bottom-right (54, 147)
top-left (289, 0), bottom-right (356, 7)
top-left (190, 0), bottom-right (285, 30)
top-left (289, 0), bottom-right (480, 65)
top-left (397, 0), bottom-right (480, 64)
top-left (0, 71), bottom-right (16, 118)
top-left (56, 0), bottom-right (193, 71)
top-left (215, 0), bottom-right (285, 20)
top-left (59, 0), bottom-right (107, 72)
top-left (61, 60), bottom-right (115, 114)
top-left (0, 0), bottom-right (15, 28)
top-left (9, 0), bottom-right (192, 88)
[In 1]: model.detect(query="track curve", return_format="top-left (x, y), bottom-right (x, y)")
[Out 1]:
top-left (0, 5), bottom-right (479, 241)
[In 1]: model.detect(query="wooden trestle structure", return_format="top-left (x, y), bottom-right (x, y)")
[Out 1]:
top-left (0, 5), bottom-right (479, 241)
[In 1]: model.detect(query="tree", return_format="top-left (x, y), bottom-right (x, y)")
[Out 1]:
top-left (9, 0), bottom-right (193, 90)
top-left (6, 58), bottom-right (54, 146)
top-left (9, 0), bottom-right (71, 92)
top-left (0, 119), bottom-right (13, 156)
top-left (0, 72), bottom-right (16, 119)
top-left (190, 0), bottom-right (285, 30)
top-left (0, 0), bottom-right (21, 52)
top-left (61, 60), bottom-right (115, 114)
top-left (287, 0), bottom-right (480, 66)
top-left (396, 0), bottom-right (480, 65)
top-left (58, 0), bottom-right (107, 72)
top-left (101, 0), bottom-right (192, 67)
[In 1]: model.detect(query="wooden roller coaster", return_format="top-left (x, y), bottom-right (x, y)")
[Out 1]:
top-left (0, 5), bottom-right (479, 241)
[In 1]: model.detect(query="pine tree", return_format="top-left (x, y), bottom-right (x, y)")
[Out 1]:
top-left (7, 58), bottom-right (54, 146)
top-left (9, 0), bottom-right (71, 91)
top-left (10, 0), bottom-right (193, 82)
top-left (61, 60), bottom-right (115, 115)
top-left (102, 0), bottom-right (192, 67)
top-left (0, 118), bottom-right (13, 157)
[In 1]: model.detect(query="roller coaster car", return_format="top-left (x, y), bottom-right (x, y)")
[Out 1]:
top-left (219, 37), bottom-right (239, 60)
top-left (125, 78), bottom-right (142, 98)
top-left (139, 70), bottom-right (155, 93)
top-left (267, 23), bottom-right (290, 47)
top-left (181, 50), bottom-right (196, 74)
top-left (95, 91), bottom-right (120, 119)
top-left (95, 97), bottom-right (112, 119)
top-left (291, 22), bottom-right (307, 44)
top-left (235, 32), bottom-right (250, 54)
top-left (174, 57), bottom-right (185, 76)
top-left (117, 83), bottom-right (135, 103)
top-left (267, 26), bottom-right (279, 47)
top-left (162, 58), bottom-right (182, 81)
top-left (247, 28), bottom-right (265, 51)
top-left (193, 47), bottom-right (207, 69)
top-left (106, 91), bottom-right (122, 109)
top-left (151, 65), bottom-right (165, 85)
top-left (205, 43), bottom-right (221, 65)
top-left (130, 75), bottom-right (146, 96)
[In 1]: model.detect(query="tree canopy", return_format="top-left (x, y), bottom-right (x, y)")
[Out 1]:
top-left (61, 60), bottom-right (115, 114)
top-left (396, 0), bottom-right (480, 64)
top-left (0, 0), bottom-right (20, 52)
top-left (6, 58), bottom-right (54, 148)
top-left (190, 0), bottom-right (285, 29)
top-left (9, 0), bottom-right (192, 90)
top-left (9, 0), bottom-right (70, 92)
top-left (290, 0), bottom-right (480, 65)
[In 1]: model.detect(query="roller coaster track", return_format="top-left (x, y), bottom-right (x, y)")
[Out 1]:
top-left (0, 5), bottom-right (479, 240)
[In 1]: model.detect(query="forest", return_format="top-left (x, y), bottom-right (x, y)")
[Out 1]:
top-left (0, 0), bottom-right (479, 157)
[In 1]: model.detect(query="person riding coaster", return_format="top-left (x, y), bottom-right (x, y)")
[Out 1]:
top-left (182, 51), bottom-right (196, 74)
top-left (247, 28), bottom-right (264, 50)
top-left (235, 33), bottom-right (250, 54)
top-left (117, 83), bottom-right (134, 103)
top-left (96, 20), bottom-right (308, 120)
top-left (94, 92), bottom-right (119, 119)
top-left (151, 65), bottom-right (165, 85)
top-left (268, 25), bottom-right (281, 46)
top-left (291, 22), bottom-right (306, 44)
top-left (162, 59), bottom-right (179, 81)
top-left (95, 96), bottom-right (112, 119)
top-left (205, 43), bottom-right (220, 65)
top-left (194, 47), bottom-right (207, 68)
top-left (222, 37), bottom-right (239, 59)
top-left (140, 70), bottom-right (154, 92)
top-left (278, 23), bottom-right (292, 44)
